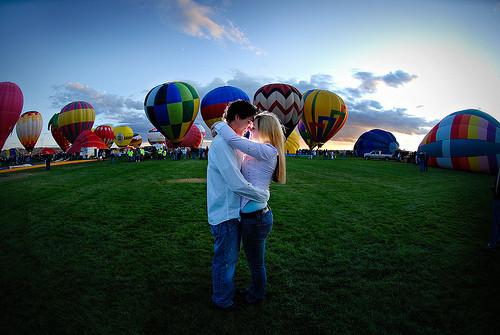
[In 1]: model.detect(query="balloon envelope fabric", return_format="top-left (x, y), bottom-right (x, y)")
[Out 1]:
top-left (113, 126), bottom-right (134, 148)
top-left (201, 86), bottom-right (249, 129)
top-left (144, 82), bottom-right (200, 144)
top-left (418, 109), bottom-right (500, 174)
top-left (16, 111), bottom-right (43, 152)
top-left (0, 82), bottom-right (24, 150)
top-left (301, 89), bottom-right (348, 148)
top-left (94, 125), bottom-right (115, 148)
top-left (297, 119), bottom-right (316, 150)
top-left (165, 123), bottom-right (203, 148)
top-left (58, 101), bottom-right (96, 143)
top-left (48, 113), bottom-right (71, 151)
top-left (147, 128), bottom-right (165, 144)
top-left (130, 133), bottom-right (142, 148)
top-left (354, 129), bottom-right (399, 157)
top-left (253, 83), bottom-right (302, 138)
top-left (285, 130), bottom-right (301, 154)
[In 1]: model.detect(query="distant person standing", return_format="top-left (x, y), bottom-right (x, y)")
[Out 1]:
top-left (487, 168), bottom-right (500, 249)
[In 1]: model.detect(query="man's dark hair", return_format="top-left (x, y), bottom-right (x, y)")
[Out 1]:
top-left (223, 100), bottom-right (259, 123)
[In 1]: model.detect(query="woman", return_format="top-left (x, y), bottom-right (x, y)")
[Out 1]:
top-left (213, 111), bottom-right (286, 304)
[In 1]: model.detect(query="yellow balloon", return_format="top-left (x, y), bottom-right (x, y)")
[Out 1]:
top-left (302, 89), bottom-right (348, 147)
top-left (285, 130), bottom-right (300, 154)
top-left (113, 126), bottom-right (134, 148)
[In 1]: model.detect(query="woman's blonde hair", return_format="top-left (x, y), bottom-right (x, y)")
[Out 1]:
top-left (254, 112), bottom-right (286, 184)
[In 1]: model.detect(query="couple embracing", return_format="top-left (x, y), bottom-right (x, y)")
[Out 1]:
top-left (206, 100), bottom-right (286, 310)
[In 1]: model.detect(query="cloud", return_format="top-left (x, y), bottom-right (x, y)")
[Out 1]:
top-left (175, 0), bottom-right (264, 55)
top-left (50, 82), bottom-right (151, 135)
top-left (345, 70), bottom-right (417, 98)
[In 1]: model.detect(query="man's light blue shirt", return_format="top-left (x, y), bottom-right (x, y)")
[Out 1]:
top-left (207, 135), bottom-right (270, 225)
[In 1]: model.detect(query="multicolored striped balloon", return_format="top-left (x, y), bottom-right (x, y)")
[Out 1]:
top-left (201, 86), bottom-right (249, 129)
top-left (113, 126), bottom-right (134, 148)
top-left (144, 82), bottom-right (200, 144)
top-left (419, 109), bottom-right (500, 174)
top-left (94, 125), bottom-right (115, 148)
top-left (253, 83), bottom-right (302, 138)
top-left (301, 89), bottom-right (348, 148)
top-left (48, 113), bottom-right (71, 151)
top-left (58, 101), bottom-right (95, 143)
top-left (0, 82), bottom-right (24, 150)
top-left (16, 111), bottom-right (43, 152)
top-left (297, 119), bottom-right (317, 150)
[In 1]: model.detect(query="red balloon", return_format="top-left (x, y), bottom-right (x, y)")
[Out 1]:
top-left (94, 125), bottom-right (115, 148)
top-left (0, 82), bottom-right (24, 150)
top-left (166, 124), bottom-right (203, 148)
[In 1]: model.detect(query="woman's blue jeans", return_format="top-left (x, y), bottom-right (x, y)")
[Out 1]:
top-left (210, 219), bottom-right (240, 308)
top-left (241, 210), bottom-right (273, 303)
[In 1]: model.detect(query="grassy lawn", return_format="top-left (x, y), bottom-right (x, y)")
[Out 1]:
top-left (1, 158), bottom-right (498, 334)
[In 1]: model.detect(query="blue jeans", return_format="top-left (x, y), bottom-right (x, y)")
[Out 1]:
top-left (210, 219), bottom-right (240, 308)
top-left (241, 210), bottom-right (273, 303)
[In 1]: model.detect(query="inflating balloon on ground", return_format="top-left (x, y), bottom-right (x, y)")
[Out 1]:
top-left (419, 109), bottom-right (500, 174)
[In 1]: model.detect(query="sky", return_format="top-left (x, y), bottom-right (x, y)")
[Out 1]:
top-left (1, 0), bottom-right (499, 151)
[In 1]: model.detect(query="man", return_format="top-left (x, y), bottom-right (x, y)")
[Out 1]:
top-left (207, 100), bottom-right (269, 310)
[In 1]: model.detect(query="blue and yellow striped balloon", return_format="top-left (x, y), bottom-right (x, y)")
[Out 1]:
top-left (144, 82), bottom-right (200, 144)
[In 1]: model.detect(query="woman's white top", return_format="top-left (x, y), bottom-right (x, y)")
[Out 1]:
top-left (214, 122), bottom-right (278, 211)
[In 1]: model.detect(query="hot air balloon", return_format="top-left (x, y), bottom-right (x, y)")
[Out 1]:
top-left (113, 126), bottom-right (134, 148)
top-left (354, 129), bottom-right (399, 157)
top-left (285, 130), bottom-right (301, 154)
top-left (130, 133), bottom-right (142, 148)
top-left (253, 83), bottom-right (302, 138)
top-left (0, 82), bottom-right (23, 150)
top-left (147, 128), bottom-right (166, 145)
top-left (48, 113), bottom-right (71, 151)
top-left (58, 101), bottom-right (96, 143)
top-left (166, 124), bottom-right (203, 149)
top-left (16, 111), bottom-right (43, 152)
top-left (94, 125), bottom-right (114, 148)
top-left (297, 119), bottom-right (317, 150)
top-left (195, 123), bottom-right (206, 139)
top-left (201, 86), bottom-right (250, 129)
top-left (144, 82), bottom-right (200, 144)
top-left (419, 109), bottom-right (500, 174)
top-left (301, 89), bottom-right (348, 148)
top-left (67, 130), bottom-right (108, 154)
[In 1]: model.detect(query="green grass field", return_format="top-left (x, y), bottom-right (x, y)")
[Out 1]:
top-left (1, 158), bottom-right (498, 334)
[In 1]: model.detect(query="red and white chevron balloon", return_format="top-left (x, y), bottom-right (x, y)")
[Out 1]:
top-left (253, 83), bottom-right (303, 138)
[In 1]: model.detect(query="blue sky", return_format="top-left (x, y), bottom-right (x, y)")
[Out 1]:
top-left (1, 0), bottom-right (499, 150)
